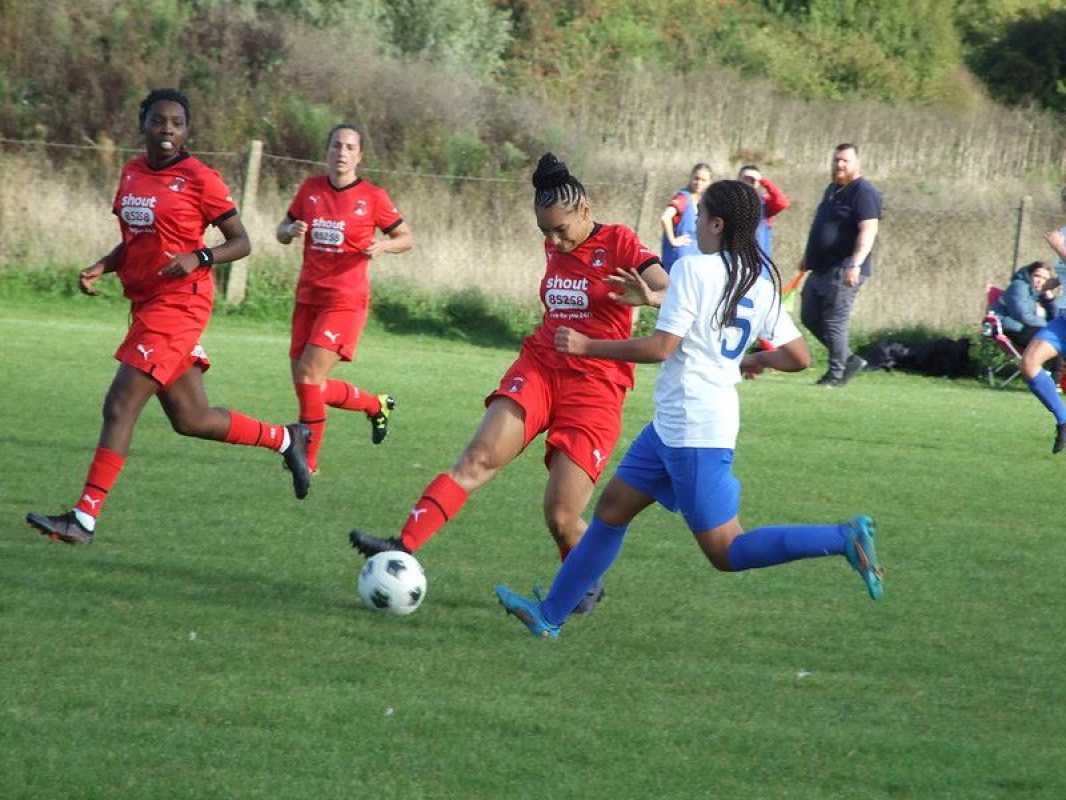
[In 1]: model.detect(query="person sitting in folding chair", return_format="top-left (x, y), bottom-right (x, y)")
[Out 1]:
top-left (993, 261), bottom-right (1060, 351)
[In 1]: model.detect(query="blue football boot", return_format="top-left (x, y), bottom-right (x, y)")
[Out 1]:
top-left (843, 515), bottom-right (884, 600)
top-left (494, 584), bottom-right (561, 638)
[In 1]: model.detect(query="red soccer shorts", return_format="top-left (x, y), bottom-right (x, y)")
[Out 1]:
top-left (289, 300), bottom-right (369, 362)
top-left (486, 349), bottom-right (627, 482)
top-left (114, 287), bottom-right (213, 388)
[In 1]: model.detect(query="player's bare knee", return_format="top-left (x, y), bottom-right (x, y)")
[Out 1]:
top-left (453, 442), bottom-right (497, 485)
top-left (696, 528), bottom-right (738, 572)
top-left (705, 548), bottom-right (732, 572)
top-left (1021, 354), bottom-right (1043, 379)
top-left (544, 507), bottom-right (579, 542)
top-left (168, 410), bottom-right (203, 438)
top-left (101, 391), bottom-right (136, 427)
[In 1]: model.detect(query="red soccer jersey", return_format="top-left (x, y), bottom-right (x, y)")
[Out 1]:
top-left (523, 223), bottom-right (659, 389)
top-left (287, 176), bottom-right (403, 307)
top-left (111, 154), bottom-right (237, 302)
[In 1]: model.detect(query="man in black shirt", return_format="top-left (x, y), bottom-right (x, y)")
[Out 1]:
top-left (799, 143), bottom-right (882, 387)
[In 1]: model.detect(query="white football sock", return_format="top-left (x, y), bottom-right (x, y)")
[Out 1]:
top-left (73, 508), bottom-right (96, 531)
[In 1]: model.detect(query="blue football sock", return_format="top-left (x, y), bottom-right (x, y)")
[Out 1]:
top-left (727, 524), bottom-right (847, 571)
top-left (540, 517), bottom-right (628, 626)
top-left (1026, 371), bottom-right (1066, 425)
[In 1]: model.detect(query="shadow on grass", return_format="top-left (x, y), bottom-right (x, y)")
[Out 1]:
top-left (2, 541), bottom-right (353, 617)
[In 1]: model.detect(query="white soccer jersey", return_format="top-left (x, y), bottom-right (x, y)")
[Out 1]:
top-left (652, 252), bottom-right (801, 448)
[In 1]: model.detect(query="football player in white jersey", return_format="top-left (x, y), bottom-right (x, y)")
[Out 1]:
top-left (496, 179), bottom-right (884, 638)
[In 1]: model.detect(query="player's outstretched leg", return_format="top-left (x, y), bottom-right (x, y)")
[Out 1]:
top-left (494, 585), bottom-right (561, 638)
top-left (349, 529), bottom-right (408, 556)
top-left (26, 511), bottom-right (95, 545)
top-left (369, 394), bottom-right (395, 445)
top-left (842, 515), bottom-right (884, 600)
top-left (722, 516), bottom-right (884, 600)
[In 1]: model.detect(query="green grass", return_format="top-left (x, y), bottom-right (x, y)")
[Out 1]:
top-left (2, 297), bottom-right (1064, 800)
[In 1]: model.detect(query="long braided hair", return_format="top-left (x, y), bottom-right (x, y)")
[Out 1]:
top-left (532, 152), bottom-right (587, 210)
top-left (701, 179), bottom-right (780, 326)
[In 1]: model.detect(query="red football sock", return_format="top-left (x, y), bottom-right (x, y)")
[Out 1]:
top-left (399, 472), bottom-right (469, 552)
top-left (224, 410), bottom-right (287, 451)
top-left (324, 379), bottom-right (380, 416)
top-left (75, 447), bottom-right (126, 519)
top-left (295, 382), bottom-right (326, 470)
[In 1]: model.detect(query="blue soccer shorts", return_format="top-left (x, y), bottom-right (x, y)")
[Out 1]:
top-left (615, 423), bottom-right (741, 533)
top-left (1034, 316), bottom-right (1066, 353)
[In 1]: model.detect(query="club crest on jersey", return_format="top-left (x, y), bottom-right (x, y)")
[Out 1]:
top-left (544, 275), bottom-right (589, 312)
top-left (508, 376), bottom-right (526, 393)
top-left (120, 193), bottom-right (157, 228)
top-left (591, 247), bottom-right (608, 268)
top-left (310, 217), bottom-right (345, 247)
top-left (168, 176), bottom-right (187, 192)
top-left (354, 199), bottom-right (368, 216)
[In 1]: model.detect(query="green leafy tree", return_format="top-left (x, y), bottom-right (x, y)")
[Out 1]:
top-left (376, 0), bottom-right (513, 77)
top-left (967, 6), bottom-right (1066, 112)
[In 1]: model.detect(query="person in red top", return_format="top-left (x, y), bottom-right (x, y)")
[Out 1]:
top-left (25, 88), bottom-right (312, 545)
top-left (276, 124), bottom-right (413, 473)
top-left (737, 164), bottom-right (790, 259)
top-left (350, 153), bottom-right (669, 613)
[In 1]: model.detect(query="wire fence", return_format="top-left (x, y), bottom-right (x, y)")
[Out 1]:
top-left (2, 137), bottom-right (1063, 331)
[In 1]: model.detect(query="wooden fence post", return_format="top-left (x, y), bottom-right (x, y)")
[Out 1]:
top-left (632, 168), bottom-right (657, 332)
top-left (1012, 194), bottom-right (1031, 274)
top-left (633, 168), bottom-right (655, 239)
top-left (226, 138), bottom-right (263, 305)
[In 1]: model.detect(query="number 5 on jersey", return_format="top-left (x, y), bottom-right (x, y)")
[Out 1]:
top-left (720, 297), bottom-right (755, 359)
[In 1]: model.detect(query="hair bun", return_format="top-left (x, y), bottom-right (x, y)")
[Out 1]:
top-left (532, 152), bottom-right (571, 191)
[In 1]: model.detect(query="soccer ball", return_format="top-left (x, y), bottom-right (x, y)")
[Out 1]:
top-left (357, 551), bottom-right (427, 616)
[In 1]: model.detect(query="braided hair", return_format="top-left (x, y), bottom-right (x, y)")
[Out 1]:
top-left (700, 179), bottom-right (780, 326)
top-left (532, 152), bottom-right (587, 210)
top-left (138, 88), bottom-right (191, 131)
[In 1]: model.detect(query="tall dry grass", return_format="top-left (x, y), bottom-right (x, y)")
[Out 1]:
top-left (3, 141), bottom-right (1063, 333)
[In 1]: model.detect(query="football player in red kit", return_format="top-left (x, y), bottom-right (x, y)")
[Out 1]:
top-left (25, 88), bottom-right (312, 545)
top-left (276, 124), bottom-right (413, 473)
top-left (350, 152), bottom-right (669, 614)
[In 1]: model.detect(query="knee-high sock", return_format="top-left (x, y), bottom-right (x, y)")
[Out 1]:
top-left (399, 473), bottom-right (468, 552)
top-left (74, 447), bottom-right (126, 522)
top-left (295, 382), bottom-right (326, 469)
top-left (727, 524), bottom-right (846, 571)
top-left (224, 411), bottom-right (288, 451)
top-left (324, 379), bottom-right (380, 416)
top-left (540, 517), bottom-right (628, 627)
top-left (1026, 371), bottom-right (1066, 425)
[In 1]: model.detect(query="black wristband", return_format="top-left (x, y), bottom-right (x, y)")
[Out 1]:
top-left (195, 248), bottom-right (215, 266)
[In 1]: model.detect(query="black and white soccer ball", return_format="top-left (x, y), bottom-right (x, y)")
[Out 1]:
top-left (357, 551), bottom-right (427, 616)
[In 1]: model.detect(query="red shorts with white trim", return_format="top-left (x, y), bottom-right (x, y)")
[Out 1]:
top-left (114, 287), bottom-right (213, 388)
top-left (486, 349), bottom-right (627, 482)
top-left (289, 299), bottom-right (369, 361)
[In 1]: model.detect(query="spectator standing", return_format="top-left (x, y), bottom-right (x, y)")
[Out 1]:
top-left (798, 143), bottom-right (882, 387)
top-left (660, 163), bottom-right (712, 272)
top-left (737, 165), bottom-right (790, 259)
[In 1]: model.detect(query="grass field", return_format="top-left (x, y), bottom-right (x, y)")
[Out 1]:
top-left (2, 296), bottom-right (1065, 799)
